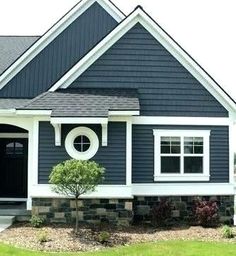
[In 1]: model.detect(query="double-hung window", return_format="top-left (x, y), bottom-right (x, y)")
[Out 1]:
top-left (153, 130), bottom-right (210, 181)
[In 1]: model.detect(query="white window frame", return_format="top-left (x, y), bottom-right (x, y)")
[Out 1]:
top-left (65, 127), bottom-right (99, 160)
top-left (153, 129), bottom-right (211, 181)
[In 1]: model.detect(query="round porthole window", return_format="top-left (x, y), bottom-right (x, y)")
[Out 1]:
top-left (65, 127), bottom-right (99, 160)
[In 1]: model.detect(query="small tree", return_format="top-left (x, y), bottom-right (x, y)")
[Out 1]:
top-left (49, 159), bottom-right (105, 233)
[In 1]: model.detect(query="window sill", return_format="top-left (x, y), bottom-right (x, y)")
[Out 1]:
top-left (154, 175), bottom-right (210, 182)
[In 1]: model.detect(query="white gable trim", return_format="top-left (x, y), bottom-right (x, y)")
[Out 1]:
top-left (49, 7), bottom-right (236, 114)
top-left (0, 0), bottom-right (125, 91)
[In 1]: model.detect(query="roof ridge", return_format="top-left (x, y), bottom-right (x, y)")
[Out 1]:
top-left (22, 91), bottom-right (50, 108)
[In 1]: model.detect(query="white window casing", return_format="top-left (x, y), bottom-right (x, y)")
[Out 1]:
top-left (153, 129), bottom-right (211, 181)
top-left (65, 127), bottom-right (99, 160)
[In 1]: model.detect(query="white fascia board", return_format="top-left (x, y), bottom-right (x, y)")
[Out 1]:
top-left (50, 8), bottom-right (235, 114)
top-left (132, 183), bottom-right (235, 196)
top-left (16, 110), bottom-right (52, 116)
top-left (108, 110), bottom-right (140, 116)
top-left (50, 117), bottom-right (108, 124)
top-left (0, 0), bottom-right (125, 91)
top-left (132, 116), bottom-right (231, 126)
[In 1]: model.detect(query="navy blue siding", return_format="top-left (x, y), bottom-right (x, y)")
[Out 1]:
top-left (132, 125), bottom-right (229, 183)
top-left (38, 122), bottom-right (126, 185)
top-left (1, 3), bottom-right (117, 98)
top-left (72, 23), bottom-right (228, 117)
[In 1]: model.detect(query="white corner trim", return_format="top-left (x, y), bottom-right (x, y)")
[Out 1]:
top-left (153, 129), bottom-right (210, 182)
top-left (109, 110), bottom-right (140, 116)
top-left (132, 116), bottom-right (231, 126)
top-left (65, 126), bottom-right (99, 160)
top-left (51, 117), bottom-right (108, 124)
top-left (0, 133), bottom-right (28, 138)
top-left (126, 119), bottom-right (132, 186)
top-left (101, 123), bottom-right (108, 146)
top-left (51, 123), bottom-right (61, 146)
top-left (0, 0), bottom-right (125, 91)
top-left (229, 121), bottom-right (234, 184)
top-left (50, 7), bottom-right (235, 114)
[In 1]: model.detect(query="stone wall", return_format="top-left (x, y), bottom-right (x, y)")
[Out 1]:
top-left (31, 196), bottom-right (234, 226)
top-left (133, 196), bottom-right (234, 225)
top-left (32, 198), bottom-right (133, 226)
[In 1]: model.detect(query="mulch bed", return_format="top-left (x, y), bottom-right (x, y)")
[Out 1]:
top-left (0, 223), bottom-right (235, 252)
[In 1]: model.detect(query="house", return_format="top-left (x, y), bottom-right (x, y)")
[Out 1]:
top-left (0, 0), bottom-right (235, 225)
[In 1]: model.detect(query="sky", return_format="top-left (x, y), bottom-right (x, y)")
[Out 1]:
top-left (0, 0), bottom-right (235, 101)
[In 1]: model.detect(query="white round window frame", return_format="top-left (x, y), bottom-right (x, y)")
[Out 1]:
top-left (65, 127), bottom-right (99, 160)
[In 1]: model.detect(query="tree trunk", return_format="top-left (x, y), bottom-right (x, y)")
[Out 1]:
top-left (75, 197), bottom-right (79, 233)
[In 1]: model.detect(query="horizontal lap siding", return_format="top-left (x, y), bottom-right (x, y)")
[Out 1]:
top-left (73, 23), bottom-right (228, 117)
top-left (1, 3), bottom-right (117, 98)
top-left (38, 122), bottom-right (126, 185)
top-left (132, 125), bottom-right (229, 183)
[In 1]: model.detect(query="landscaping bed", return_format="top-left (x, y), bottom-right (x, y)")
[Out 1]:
top-left (0, 223), bottom-right (236, 252)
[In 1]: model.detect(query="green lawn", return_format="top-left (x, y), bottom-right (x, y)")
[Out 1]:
top-left (1, 241), bottom-right (236, 256)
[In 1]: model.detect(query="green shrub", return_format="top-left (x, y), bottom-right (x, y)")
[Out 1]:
top-left (30, 215), bottom-right (45, 228)
top-left (49, 159), bottom-right (105, 233)
top-left (221, 225), bottom-right (234, 238)
top-left (37, 229), bottom-right (49, 243)
top-left (97, 231), bottom-right (111, 244)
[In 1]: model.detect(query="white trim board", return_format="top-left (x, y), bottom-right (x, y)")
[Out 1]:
top-left (0, 0), bottom-right (125, 90)
top-left (30, 185), bottom-right (133, 199)
top-left (132, 183), bottom-right (235, 196)
top-left (49, 7), bottom-right (236, 114)
top-left (132, 116), bottom-right (231, 126)
top-left (29, 183), bottom-right (235, 199)
top-left (0, 133), bottom-right (28, 138)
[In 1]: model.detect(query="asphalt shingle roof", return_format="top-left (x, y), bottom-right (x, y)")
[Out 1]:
top-left (0, 98), bottom-right (31, 109)
top-left (0, 36), bottom-right (39, 75)
top-left (21, 89), bottom-right (140, 117)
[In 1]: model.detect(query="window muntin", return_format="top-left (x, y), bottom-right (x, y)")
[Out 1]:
top-left (73, 135), bottom-right (91, 152)
top-left (154, 130), bottom-right (210, 181)
top-left (6, 142), bottom-right (24, 156)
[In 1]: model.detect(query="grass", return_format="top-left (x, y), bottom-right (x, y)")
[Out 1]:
top-left (1, 241), bottom-right (236, 256)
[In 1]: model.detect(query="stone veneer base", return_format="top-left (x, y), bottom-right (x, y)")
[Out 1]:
top-left (31, 196), bottom-right (234, 226)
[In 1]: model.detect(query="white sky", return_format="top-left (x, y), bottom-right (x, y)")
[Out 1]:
top-left (0, 0), bottom-right (235, 100)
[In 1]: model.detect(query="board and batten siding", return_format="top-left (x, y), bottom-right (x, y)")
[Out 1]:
top-left (0, 2), bottom-right (117, 98)
top-left (132, 125), bottom-right (229, 183)
top-left (71, 23), bottom-right (228, 117)
top-left (38, 122), bottom-right (126, 185)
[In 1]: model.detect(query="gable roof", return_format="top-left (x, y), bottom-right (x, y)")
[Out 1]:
top-left (49, 6), bottom-right (236, 114)
top-left (19, 88), bottom-right (139, 117)
top-left (0, 36), bottom-right (39, 75)
top-left (0, 0), bottom-right (125, 92)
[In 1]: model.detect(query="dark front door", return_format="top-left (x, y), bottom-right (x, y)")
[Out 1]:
top-left (0, 138), bottom-right (28, 198)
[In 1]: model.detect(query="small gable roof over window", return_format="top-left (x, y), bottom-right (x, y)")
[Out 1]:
top-left (19, 89), bottom-right (140, 117)
top-left (49, 6), bottom-right (236, 114)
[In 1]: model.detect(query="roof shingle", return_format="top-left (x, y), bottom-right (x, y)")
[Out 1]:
top-left (21, 89), bottom-right (140, 117)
